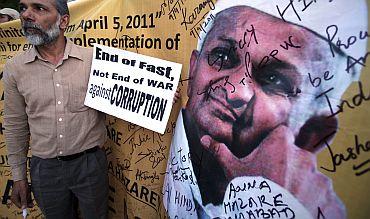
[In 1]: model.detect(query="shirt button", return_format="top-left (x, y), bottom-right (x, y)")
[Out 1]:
top-left (59, 151), bottom-right (63, 155)
top-left (54, 69), bottom-right (58, 72)
top-left (58, 118), bottom-right (63, 122)
top-left (57, 101), bottom-right (61, 105)
top-left (56, 83), bottom-right (60, 87)
top-left (59, 134), bottom-right (63, 138)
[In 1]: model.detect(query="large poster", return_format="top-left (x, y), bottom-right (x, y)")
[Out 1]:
top-left (0, 0), bottom-right (369, 218)
top-left (163, 0), bottom-right (370, 218)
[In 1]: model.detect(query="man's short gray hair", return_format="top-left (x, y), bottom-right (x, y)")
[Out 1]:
top-left (54, 0), bottom-right (69, 16)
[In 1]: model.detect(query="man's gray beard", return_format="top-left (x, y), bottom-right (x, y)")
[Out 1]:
top-left (22, 18), bottom-right (61, 46)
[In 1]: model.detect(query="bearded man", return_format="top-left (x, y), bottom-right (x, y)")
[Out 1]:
top-left (3, 0), bottom-right (108, 218)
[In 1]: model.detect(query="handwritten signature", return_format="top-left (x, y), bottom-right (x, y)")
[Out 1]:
top-left (135, 169), bottom-right (160, 183)
top-left (321, 134), bottom-right (370, 176)
top-left (135, 141), bottom-right (167, 168)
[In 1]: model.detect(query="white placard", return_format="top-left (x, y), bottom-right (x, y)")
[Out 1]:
top-left (85, 44), bottom-right (182, 134)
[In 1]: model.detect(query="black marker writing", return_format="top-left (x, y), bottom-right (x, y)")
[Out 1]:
top-left (316, 81), bottom-right (370, 117)
top-left (320, 135), bottom-right (370, 173)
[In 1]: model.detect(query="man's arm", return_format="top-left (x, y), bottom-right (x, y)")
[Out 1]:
top-left (3, 62), bottom-right (29, 181)
top-left (200, 125), bottom-right (345, 218)
top-left (3, 62), bottom-right (33, 208)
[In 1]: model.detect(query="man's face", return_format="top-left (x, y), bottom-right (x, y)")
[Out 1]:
top-left (19, 0), bottom-right (61, 45)
top-left (186, 6), bottom-right (332, 157)
top-left (0, 14), bottom-right (12, 23)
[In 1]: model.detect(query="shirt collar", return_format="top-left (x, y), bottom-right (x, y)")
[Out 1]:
top-left (23, 38), bottom-right (83, 64)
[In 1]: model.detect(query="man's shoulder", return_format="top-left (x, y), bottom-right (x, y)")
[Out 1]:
top-left (71, 42), bottom-right (93, 53)
top-left (4, 49), bottom-right (33, 70)
top-left (68, 40), bottom-right (93, 60)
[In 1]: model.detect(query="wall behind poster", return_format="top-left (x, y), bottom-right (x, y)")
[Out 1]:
top-left (0, 0), bottom-right (368, 218)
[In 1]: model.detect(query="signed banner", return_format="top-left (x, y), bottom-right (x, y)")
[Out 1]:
top-left (85, 44), bottom-right (182, 133)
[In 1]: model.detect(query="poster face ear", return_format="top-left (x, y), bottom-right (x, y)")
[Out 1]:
top-left (295, 114), bottom-right (338, 153)
top-left (187, 50), bottom-right (199, 97)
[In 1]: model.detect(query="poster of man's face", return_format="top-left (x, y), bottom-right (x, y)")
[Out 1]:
top-left (187, 6), bottom-right (336, 157)
top-left (164, 0), bottom-right (368, 218)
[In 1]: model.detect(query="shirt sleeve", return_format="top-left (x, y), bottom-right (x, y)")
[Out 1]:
top-left (3, 61), bottom-right (30, 181)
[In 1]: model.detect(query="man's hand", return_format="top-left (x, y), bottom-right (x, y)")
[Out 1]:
top-left (11, 179), bottom-right (33, 209)
top-left (200, 125), bottom-right (345, 218)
